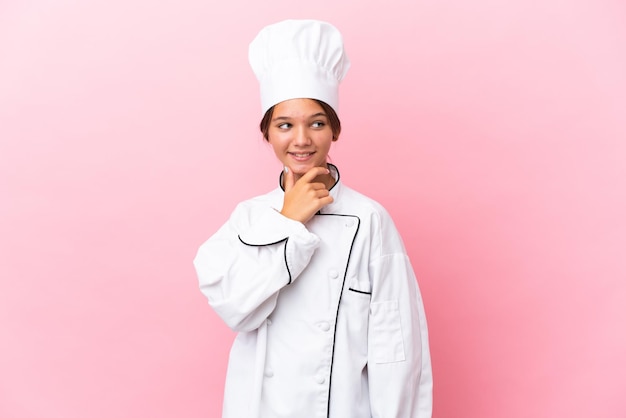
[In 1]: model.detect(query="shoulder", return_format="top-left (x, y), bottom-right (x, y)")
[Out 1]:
top-left (338, 183), bottom-right (394, 223)
top-left (337, 183), bottom-right (406, 256)
top-left (237, 187), bottom-right (281, 206)
top-left (228, 187), bottom-right (284, 224)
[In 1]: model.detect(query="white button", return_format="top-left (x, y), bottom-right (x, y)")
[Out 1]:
top-left (264, 369), bottom-right (274, 378)
top-left (315, 375), bottom-right (325, 384)
top-left (328, 269), bottom-right (338, 279)
top-left (267, 318), bottom-right (272, 325)
top-left (318, 321), bottom-right (330, 332)
top-left (345, 219), bottom-right (355, 227)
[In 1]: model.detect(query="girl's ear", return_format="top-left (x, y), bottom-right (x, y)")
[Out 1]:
top-left (332, 135), bottom-right (339, 142)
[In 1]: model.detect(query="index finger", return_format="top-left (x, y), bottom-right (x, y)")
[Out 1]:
top-left (299, 166), bottom-right (331, 183)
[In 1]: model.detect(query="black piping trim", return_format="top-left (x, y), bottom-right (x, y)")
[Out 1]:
top-left (237, 235), bottom-right (286, 247)
top-left (348, 288), bottom-right (371, 295)
top-left (237, 235), bottom-right (293, 285)
top-left (313, 213), bottom-right (360, 418)
top-left (283, 240), bottom-right (292, 285)
top-left (278, 163), bottom-right (341, 192)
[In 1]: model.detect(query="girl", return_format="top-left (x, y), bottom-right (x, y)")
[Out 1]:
top-left (194, 19), bottom-right (432, 418)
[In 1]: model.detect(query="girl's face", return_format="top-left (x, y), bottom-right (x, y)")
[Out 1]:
top-left (267, 98), bottom-right (335, 180)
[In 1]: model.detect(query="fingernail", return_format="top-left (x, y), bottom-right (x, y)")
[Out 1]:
top-left (284, 166), bottom-right (289, 173)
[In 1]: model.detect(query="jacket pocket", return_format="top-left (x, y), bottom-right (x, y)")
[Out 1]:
top-left (369, 299), bottom-right (406, 364)
top-left (348, 277), bottom-right (371, 296)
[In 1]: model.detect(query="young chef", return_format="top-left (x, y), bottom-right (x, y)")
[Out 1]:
top-left (194, 19), bottom-right (433, 418)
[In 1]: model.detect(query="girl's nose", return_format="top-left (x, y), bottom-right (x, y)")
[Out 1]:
top-left (293, 126), bottom-right (311, 145)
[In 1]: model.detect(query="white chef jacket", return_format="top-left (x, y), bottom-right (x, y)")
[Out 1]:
top-left (194, 165), bottom-right (432, 418)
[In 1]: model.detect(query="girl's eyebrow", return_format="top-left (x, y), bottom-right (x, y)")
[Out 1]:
top-left (272, 112), bottom-right (328, 122)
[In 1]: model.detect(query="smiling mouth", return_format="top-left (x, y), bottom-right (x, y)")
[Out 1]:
top-left (289, 152), bottom-right (315, 158)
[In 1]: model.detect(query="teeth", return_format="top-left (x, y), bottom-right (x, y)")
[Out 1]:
top-left (293, 153), bottom-right (312, 157)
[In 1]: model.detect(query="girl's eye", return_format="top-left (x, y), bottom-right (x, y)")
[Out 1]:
top-left (312, 121), bottom-right (325, 128)
top-left (278, 123), bottom-right (292, 129)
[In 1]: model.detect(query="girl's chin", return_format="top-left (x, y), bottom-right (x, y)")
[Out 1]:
top-left (287, 162), bottom-right (326, 175)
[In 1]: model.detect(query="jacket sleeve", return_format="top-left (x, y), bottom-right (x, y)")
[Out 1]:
top-left (367, 223), bottom-right (433, 417)
top-left (193, 203), bottom-right (320, 332)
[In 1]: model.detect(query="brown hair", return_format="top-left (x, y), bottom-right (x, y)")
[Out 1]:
top-left (259, 99), bottom-right (342, 142)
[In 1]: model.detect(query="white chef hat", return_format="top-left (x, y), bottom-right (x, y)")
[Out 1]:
top-left (249, 19), bottom-right (350, 115)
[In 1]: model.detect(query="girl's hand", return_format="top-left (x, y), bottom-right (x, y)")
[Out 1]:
top-left (280, 166), bottom-right (334, 224)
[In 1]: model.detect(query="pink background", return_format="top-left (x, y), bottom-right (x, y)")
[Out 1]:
top-left (1, 0), bottom-right (625, 417)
